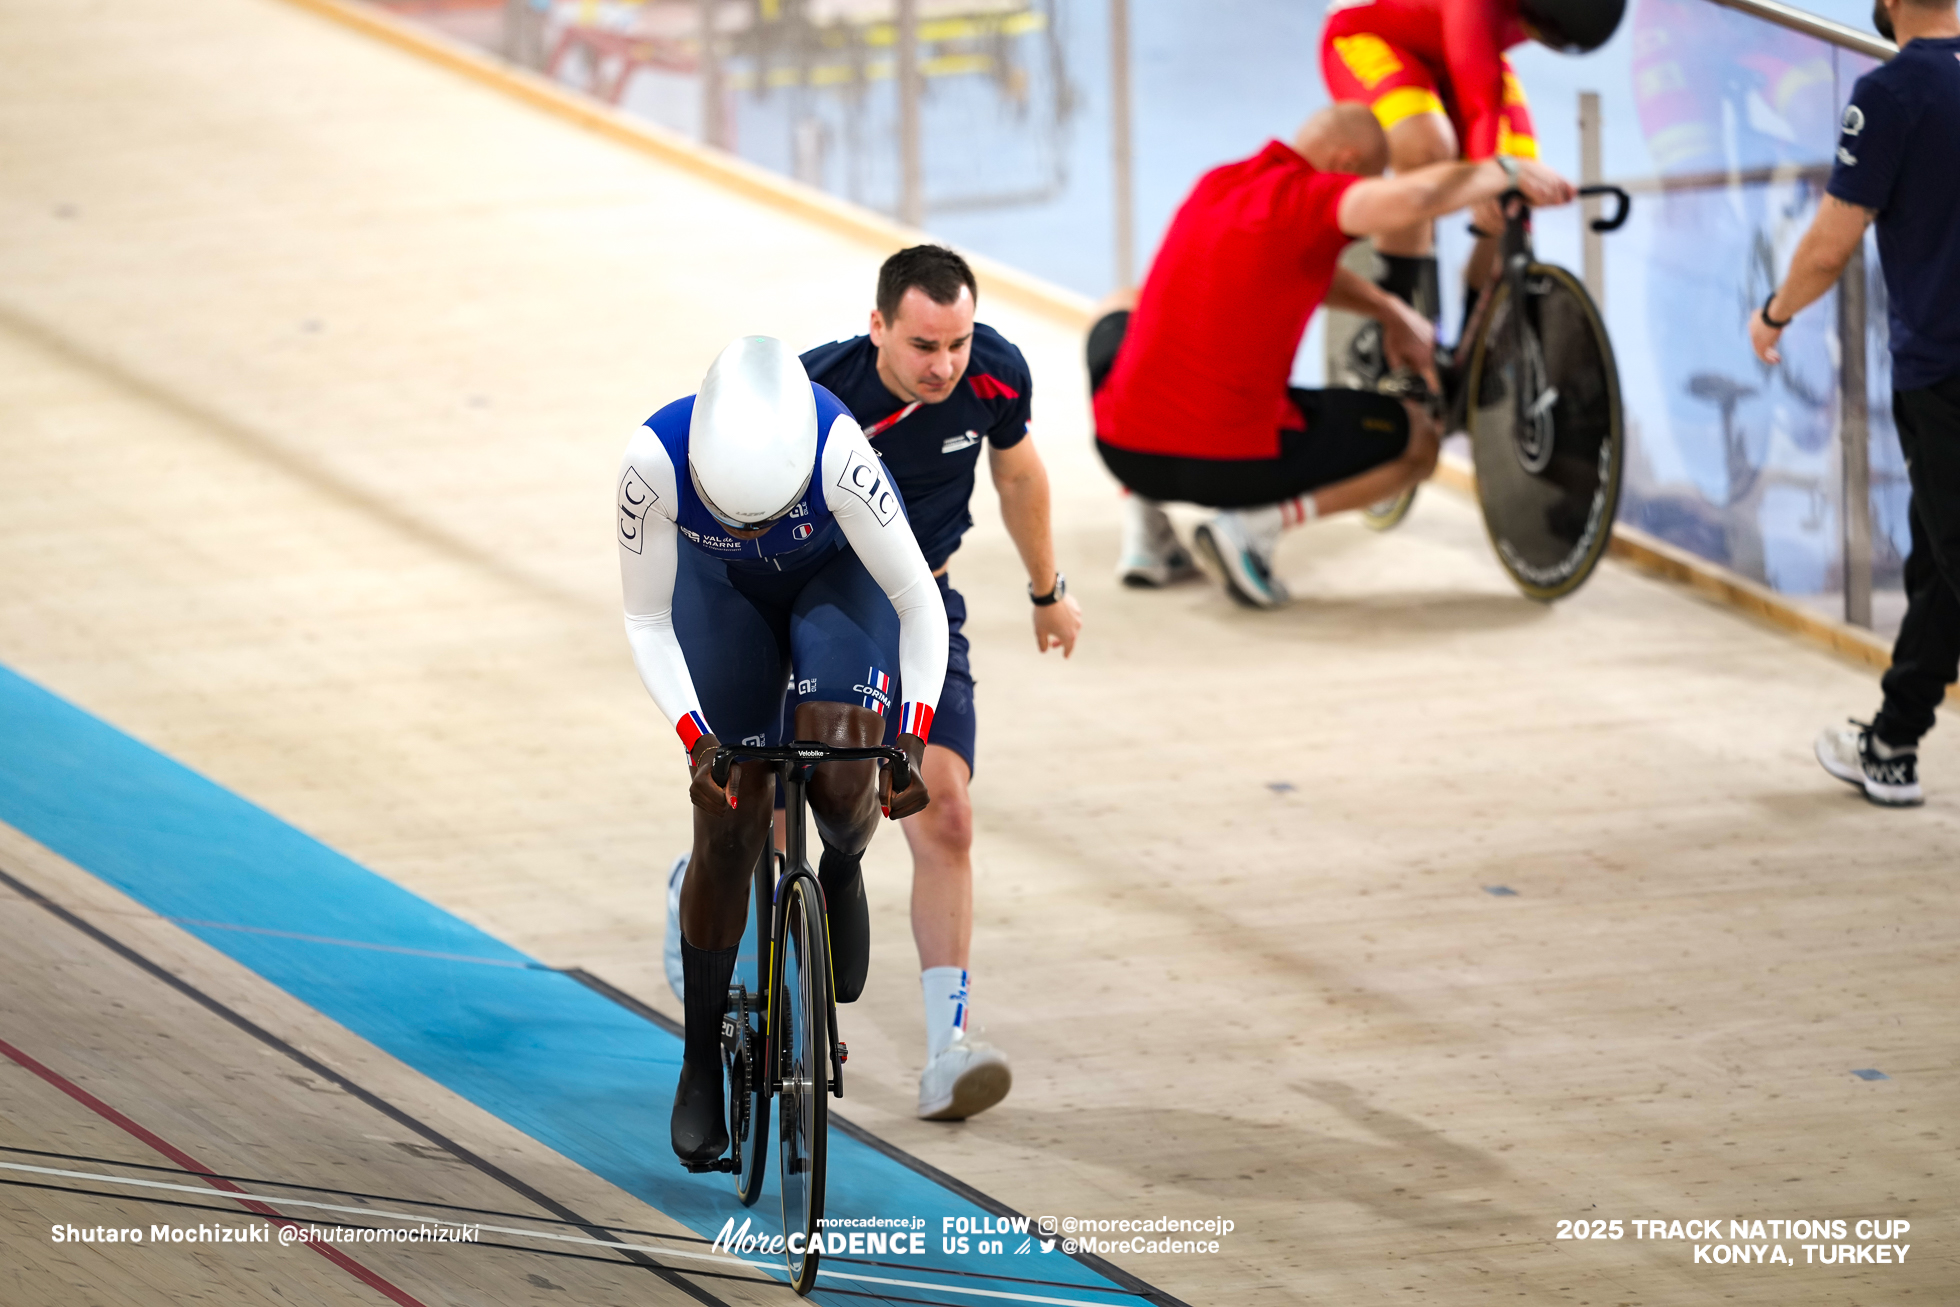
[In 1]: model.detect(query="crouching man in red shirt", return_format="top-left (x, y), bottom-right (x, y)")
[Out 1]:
top-left (1096, 103), bottom-right (1572, 607)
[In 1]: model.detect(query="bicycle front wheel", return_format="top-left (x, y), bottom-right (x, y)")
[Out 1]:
top-left (1464, 262), bottom-right (1624, 601)
top-left (775, 872), bottom-right (829, 1295)
top-left (731, 851), bottom-right (775, 1208)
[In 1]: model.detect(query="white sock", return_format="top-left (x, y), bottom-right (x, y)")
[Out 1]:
top-left (1279, 495), bottom-right (1318, 528)
top-left (921, 966), bottom-right (970, 1057)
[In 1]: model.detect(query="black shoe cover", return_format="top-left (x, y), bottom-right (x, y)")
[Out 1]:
top-left (819, 849), bottom-right (870, 1003)
top-left (671, 1059), bottom-right (728, 1166)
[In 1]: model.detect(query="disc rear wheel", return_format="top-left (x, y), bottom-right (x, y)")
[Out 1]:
top-left (1464, 263), bottom-right (1624, 601)
top-left (775, 873), bottom-right (828, 1294)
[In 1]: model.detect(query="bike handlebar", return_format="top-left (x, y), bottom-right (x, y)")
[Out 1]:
top-left (1491, 184), bottom-right (1632, 235)
top-left (1577, 184), bottom-right (1631, 234)
top-left (711, 742), bottom-right (912, 792)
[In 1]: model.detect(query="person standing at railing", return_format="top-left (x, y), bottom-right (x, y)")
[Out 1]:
top-left (1749, 0), bottom-right (1960, 806)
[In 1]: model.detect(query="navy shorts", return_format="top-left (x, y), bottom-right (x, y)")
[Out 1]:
top-left (674, 538), bottom-right (901, 749)
top-left (776, 572), bottom-right (977, 782)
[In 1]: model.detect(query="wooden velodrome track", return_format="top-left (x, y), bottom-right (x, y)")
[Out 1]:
top-left (2, 0), bottom-right (1955, 1303)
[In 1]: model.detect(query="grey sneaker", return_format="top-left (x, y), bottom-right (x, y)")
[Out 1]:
top-left (1192, 511), bottom-right (1288, 608)
top-left (1117, 495), bottom-right (1199, 588)
top-left (1815, 720), bottom-right (1922, 807)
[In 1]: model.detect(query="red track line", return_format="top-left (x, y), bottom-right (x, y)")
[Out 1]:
top-left (0, 1035), bottom-right (430, 1307)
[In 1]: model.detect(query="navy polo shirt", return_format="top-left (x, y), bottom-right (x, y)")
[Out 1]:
top-left (1827, 35), bottom-right (1960, 391)
top-left (801, 323), bottom-right (1033, 572)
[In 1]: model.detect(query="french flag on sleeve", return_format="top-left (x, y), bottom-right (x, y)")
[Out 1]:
top-left (897, 701), bottom-right (933, 744)
top-left (862, 668), bottom-right (891, 715)
top-left (675, 710), bottom-right (710, 754)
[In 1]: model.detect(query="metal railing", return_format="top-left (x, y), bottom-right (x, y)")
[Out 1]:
top-left (1707, 0), bottom-right (1894, 59)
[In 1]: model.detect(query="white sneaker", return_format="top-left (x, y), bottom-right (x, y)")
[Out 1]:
top-left (1116, 496), bottom-right (1199, 588)
top-left (664, 853), bottom-right (688, 1002)
top-left (1192, 508), bottom-right (1288, 608)
top-left (1815, 720), bottom-right (1923, 807)
top-left (917, 1038), bottom-right (1012, 1121)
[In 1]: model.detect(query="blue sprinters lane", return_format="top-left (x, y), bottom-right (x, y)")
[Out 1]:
top-left (0, 665), bottom-right (1172, 1307)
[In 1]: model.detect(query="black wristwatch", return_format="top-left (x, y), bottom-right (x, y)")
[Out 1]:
top-left (1029, 572), bottom-right (1067, 606)
top-left (1760, 291), bottom-right (1792, 330)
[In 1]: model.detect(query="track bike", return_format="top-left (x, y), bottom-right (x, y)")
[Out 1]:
top-left (1359, 184), bottom-right (1633, 601)
top-left (685, 740), bottom-right (911, 1295)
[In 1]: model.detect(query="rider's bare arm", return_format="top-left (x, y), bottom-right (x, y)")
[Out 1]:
top-left (1337, 156), bottom-right (1575, 238)
top-left (1751, 195), bottom-right (1873, 365)
top-left (988, 437), bottom-right (1082, 657)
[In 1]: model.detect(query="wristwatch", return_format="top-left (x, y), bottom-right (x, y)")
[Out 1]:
top-left (1495, 154), bottom-right (1521, 187)
top-left (1760, 290), bottom-right (1792, 330)
top-left (1029, 572), bottom-right (1067, 606)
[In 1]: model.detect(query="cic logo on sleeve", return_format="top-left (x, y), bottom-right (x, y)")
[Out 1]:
top-left (836, 448), bottom-right (900, 526)
top-left (617, 467), bottom-right (657, 553)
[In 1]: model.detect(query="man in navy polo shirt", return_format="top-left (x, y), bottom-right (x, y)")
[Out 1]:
top-left (1751, 0), bottom-right (1960, 806)
top-left (666, 246), bottom-right (1082, 1120)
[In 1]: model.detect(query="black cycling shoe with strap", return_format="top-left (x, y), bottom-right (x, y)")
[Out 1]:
top-left (671, 1058), bottom-right (729, 1166)
top-left (818, 848), bottom-right (870, 1004)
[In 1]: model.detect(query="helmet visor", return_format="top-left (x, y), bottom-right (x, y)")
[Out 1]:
top-left (689, 460), bottom-right (812, 533)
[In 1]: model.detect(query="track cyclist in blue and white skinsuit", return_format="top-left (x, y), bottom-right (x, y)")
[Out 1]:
top-left (616, 336), bottom-right (947, 1168)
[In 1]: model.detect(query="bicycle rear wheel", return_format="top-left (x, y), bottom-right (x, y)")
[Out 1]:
top-left (1464, 262), bottom-right (1624, 601)
top-left (730, 851), bottom-right (774, 1207)
top-left (775, 872), bottom-right (828, 1294)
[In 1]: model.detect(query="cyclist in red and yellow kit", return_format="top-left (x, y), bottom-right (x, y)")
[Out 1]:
top-left (1321, 0), bottom-right (1623, 325)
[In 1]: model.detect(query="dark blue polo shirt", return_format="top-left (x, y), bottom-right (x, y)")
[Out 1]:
top-left (1827, 35), bottom-right (1960, 391)
top-left (801, 323), bottom-right (1032, 572)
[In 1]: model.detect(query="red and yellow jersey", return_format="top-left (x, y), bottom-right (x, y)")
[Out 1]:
top-left (1320, 0), bottom-right (1538, 160)
top-left (1629, 0), bottom-right (1834, 176)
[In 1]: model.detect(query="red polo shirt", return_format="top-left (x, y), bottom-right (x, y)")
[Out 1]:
top-left (1094, 140), bottom-right (1361, 460)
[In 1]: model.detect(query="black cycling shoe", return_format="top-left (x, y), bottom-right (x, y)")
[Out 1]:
top-left (819, 851), bottom-right (869, 1004)
top-left (670, 1058), bottom-right (728, 1167)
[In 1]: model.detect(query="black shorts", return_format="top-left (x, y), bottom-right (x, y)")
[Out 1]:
top-left (1087, 309), bottom-right (1410, 509)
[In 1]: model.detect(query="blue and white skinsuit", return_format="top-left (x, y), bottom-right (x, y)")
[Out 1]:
top-left (616, 383), bottom-right (948, 756)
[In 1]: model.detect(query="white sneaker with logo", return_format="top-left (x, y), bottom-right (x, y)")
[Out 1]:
top-left (1192, 507), bottom-right (1288, 608)
top-left (917, 1038), bottom-right (1012, 1121)
top-left (1815, 720), bottom-right (1922, 807)
top-left (1116, 496), bottom-right (1199, 588)
top-left (663, 853), bottom-right (688, 1002)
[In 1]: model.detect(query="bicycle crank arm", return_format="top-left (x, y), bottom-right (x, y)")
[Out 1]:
top-left (681, 1156), bottom-right (739, 1174)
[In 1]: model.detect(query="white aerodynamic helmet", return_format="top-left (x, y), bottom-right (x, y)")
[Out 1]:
top-left (688, 335), bottom-right (818, 528)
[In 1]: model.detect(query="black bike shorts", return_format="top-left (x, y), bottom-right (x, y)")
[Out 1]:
top-left (1087, 309), bottom-right (1410, 510)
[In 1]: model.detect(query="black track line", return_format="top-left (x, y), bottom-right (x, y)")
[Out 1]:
top-left (0, 1143), bottom-right (706, 1242)
top-left (0, 863), bottom-right (732, 1307)
top-left (4, 1176), bottom-right (769, 1282)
